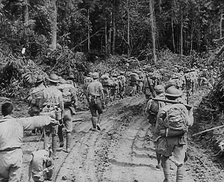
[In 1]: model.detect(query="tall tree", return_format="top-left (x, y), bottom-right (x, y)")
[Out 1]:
top-left (49, 0), bottom-right (57, 50)
top-left (149, 0), bottom-right (157, 64)
top-left (127, 0), bottom-right (130, 57)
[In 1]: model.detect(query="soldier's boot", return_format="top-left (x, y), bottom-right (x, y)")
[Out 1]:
top-left (91, 117), bottom-right (97, 130)
top-left (176, 165), bottom-right (184, 182)
top-left (96, 115), bottom-right (101, 131)
top-left (58, 125), bottom-right (64, 147)
top-left (162, 157), bottom-right (171, 182)
top-left (66, 132), bottom-right (72, 153)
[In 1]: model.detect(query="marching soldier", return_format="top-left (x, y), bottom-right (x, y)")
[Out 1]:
top-left (42, 73), bottom-right (64, 156)
top-left (137, 71), bottom-right (144, 94)
top-left (110, 72), bottom-right (119, 101)
top-left (117, 71), bottom-right (126, 99)
top-left (101, 73), bottom-right (112, 106)
top-left (129, 71), bottom-right (139, 96)
top-left (155, 86), bottom-right (194, 182)
top-left (83, 72), bottom-right (93, 100)
top-left (57, 76), bottom-right (78, 153)
top-left (0, 102), bottom-right (57, 182)
top-left (86, 72), bottom-right (104, 131)
top-left (145, 85), bottom-right (165, 125)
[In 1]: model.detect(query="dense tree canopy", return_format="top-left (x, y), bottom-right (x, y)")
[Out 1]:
top-left (0, 0), bottom-right (223, 59)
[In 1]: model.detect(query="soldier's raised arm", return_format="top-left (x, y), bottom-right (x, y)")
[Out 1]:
top-left (18, 116), bottom-right (58, 131)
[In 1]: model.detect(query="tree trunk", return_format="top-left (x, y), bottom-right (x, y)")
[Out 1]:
top-left (24, 0), bottom-right (29, 25)
top-left (220, 13), bottom-right (224, 38)
top-left (190, 22), bottom-right (194, 54)
top-left (112, 4), bottom-right (116, 55)
top-left (149, 0), bottom-right (157, 64)
top-left (171, 17), bottom-right (176, 52)
top-left (127, 0), bottom-right (130, 57)
top-left (50, 0), bottom-right (57, 50)
top-left (180, 9), bottom-right (183, 57)
top-left (108, 11), bottom-right (112, 55)
top-left (87, 9), bottom-right (91, 52)
top-left (105, 20), bottom-right (108, 55)
top-left (171, 0), bottom-right (176, 52)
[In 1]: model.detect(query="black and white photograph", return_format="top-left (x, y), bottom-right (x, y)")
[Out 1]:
top-left (0, 0), bottom-right (223, 181)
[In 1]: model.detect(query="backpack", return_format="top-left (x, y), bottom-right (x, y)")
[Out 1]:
top-left (162, 104), bottom-right (188, 132)
top-left (147, 98), bottom-right (165, 116)
top-left (57, 83), bottom-right (76, 103)
top-left (30, 87), bottom-right (45, 109)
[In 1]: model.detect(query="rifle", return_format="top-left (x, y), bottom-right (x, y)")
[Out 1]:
top-left (146, 74), bottom-right (156, 98)
top-left (152, 98), bottom-right (192, 110)
top-left (192, 125), bottom-right (224, 137)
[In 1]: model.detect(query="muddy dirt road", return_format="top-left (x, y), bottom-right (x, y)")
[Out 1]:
top-left (21, 95), bottom-right (224, 182)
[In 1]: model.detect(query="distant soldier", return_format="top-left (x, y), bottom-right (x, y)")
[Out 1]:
top-left (0, 102), bottom-right (57, 182)
top-left (57, 76), bottom-right (78, 152)
top-left (117, 71), bottom-right (126, 99)
top-left (27, 75), bottom-right (46, 117)
top-left (110, 73), bottom-right (119, 101)
top-left (145, 85), bottom-right (165, 125)
top-left (87, 72), bottom-right (105, 131)
top-left (169, 73), bottom-right (184, 90)
top-left (137, 71), bottom-right (145, 94)
top-left (129, 72), bottom-right (139, 96)
top-left (101, 73), bottom-right (112, 106)
top-left (42, 73), bottom-right (64, 156)
top-left (83, 72), bottom-right (93, 100)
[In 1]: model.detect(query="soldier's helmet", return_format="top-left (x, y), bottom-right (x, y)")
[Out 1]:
top-left (92, 72), bottom-right (99, 79)
top-left (48, 73), bottom-right (60, 83)
top-left (165, 86), bottom-right (182, 98)
top-left (154, 85), bottom-right (165, 95)
top-left (36, 75), bottom-right (44, 84)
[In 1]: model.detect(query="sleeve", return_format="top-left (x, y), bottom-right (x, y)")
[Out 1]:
top-left (19, 116), bottom-right (56, 130)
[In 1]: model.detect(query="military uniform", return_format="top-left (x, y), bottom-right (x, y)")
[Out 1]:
top-left (129, 72), bottom-right (139, 96)
top-left (155, 86), bottom-right (193, 182)
top-left (42, 74), bottom-right (64, 155)
top-left (101, 73), bottom-right (112, 106)
top-left (117, 72), bottom-right (126, 99)
top-left (0, 115), bottom-right (55, 182)
top-left (87, 72), bottom-right (104, 130)
top-left (83, 74), bottom-right (93, 100)
top-left (137, 72), bottom-right (144, 94)
top-left (146, 85), bottom-right (165, 125)
top-left (110, 74), bottom-right (119, 101)
top-left (57, 81), bottom-right (77, 152)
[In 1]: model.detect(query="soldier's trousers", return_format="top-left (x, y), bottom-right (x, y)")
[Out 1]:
top-left (58, 108), bottom-right (73, 150)
top-left (0, 148), bottom-right (22, 182)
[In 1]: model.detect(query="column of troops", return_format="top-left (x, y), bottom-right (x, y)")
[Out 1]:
top-left (0, 62), bottom-right (219, 182)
